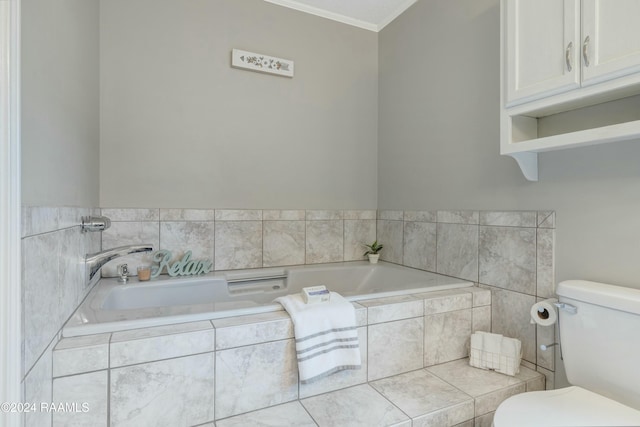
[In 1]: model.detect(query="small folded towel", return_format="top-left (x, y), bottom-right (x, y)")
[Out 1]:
top-left (469, 331), bottom-right (521, 376)
top-left (275, 292), bottom-right (361, 384)
top-left (497, 336), bottom-right (522, 376)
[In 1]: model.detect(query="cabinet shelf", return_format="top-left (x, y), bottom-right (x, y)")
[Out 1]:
top-left (500, 0), bottom-right (640, 181)
top-left (501, 120), bottom-right (640, 181)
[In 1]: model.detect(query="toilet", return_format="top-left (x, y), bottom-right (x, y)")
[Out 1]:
top-left (494, 280), bottom-right (640, 426)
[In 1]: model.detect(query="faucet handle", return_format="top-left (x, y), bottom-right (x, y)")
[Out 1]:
top-left (117, 263), bottom-right (129, 283)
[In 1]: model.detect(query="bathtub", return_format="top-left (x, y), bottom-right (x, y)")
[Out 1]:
top-left (63, 261), bottom-right (472, 337)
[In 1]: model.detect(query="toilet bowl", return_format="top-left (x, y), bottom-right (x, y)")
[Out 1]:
top-left (494, 280), bottom-right (640, 426)
top-left (494, 386), bottom-right (640, 426)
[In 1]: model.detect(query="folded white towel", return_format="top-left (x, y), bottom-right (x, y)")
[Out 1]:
top-left (469, 331), bottom-right (521, 376)
top-left (275, 292), bottom-right (361, 384)
top-left (497, 336), bottom-right (521, 376)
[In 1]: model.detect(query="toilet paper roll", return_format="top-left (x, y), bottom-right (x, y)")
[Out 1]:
top-left (530, 299), bottom-right (558, 326)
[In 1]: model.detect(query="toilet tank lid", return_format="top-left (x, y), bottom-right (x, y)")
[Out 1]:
top-left (557, 280), bottom-right (640, 316)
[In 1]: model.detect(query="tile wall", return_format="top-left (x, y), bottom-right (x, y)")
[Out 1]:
top-left (99, 208), bottom-right (377, 276)
top-left (377, 210), bottom-right (556, 388)
top-left (21, 206), bottom-right (101, 427)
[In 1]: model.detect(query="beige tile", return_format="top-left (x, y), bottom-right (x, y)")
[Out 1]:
top-left (472, 306), bottom-right (491, 333)
top-left (371, 369), bottom-right (474, 426)
top-left (474, 411), bottom-right (495, 427)
top-left (215, 340), bottom-right (298, 419)
top-left (424, 309), bottom-right (472, 366)
top-left (403, 221), bottom-right (436, 271)
top-left (213, 311), bottom-right (293, 350)
top-left (110, 324), bottom-right (215, 367)
top-left (344, 219), bottom-right (376, 261)
top-left (159, 221), bottom-right (215, 263)
top-left (426, 359), bottom-right (527, 416)
top-left (53, 333), bottom-right (110, 377)
top-left (467, 287), bottom-right (492, 306)
top-left (489, 287), bottom-right (536, 363)
top-left (215, 221), bottom-right (262, 270)
top-left (377, 220), bottom-right (403, 264)
top-left (436, 223), bottom-right (478, 282)
top-left (306, 220), bottom-right (343, 264)
top-left (216, 401), bottom-right (316, 427)
top-left (479, 226), bottom-right (536, 295)
top-left (537, 366), bottom-right (555, 390)
top-left (479, 211), bottom-right (537, 227)
top-left (263, 220), bottom-right (305, 267)
top-left (404, 210), bottom-right (436, 222)
top-left (378, 210), bottom-right (404, 221)
top-left (306, 210), bottom-right (343, 220)
top-left (419, 289), bottom-right (473, 315)
top-left (368, 317), bottom-right (423, 380)
top-left (537, 211), bottom-right (555, 229)
top-left (159, 208), bottom-right (215, 221)
top-left (102, 208), bottom-right (159, 221)
top-left (536, 228), bottom-right (555, 298)
top-left (53, 371), bottom-right (108, 427)
top-left (111, 354), bottom-right (214, 426)
top-left (262, 210), bottom-right (306, 221)
top-left (344, 210), bottom-right (377, 220)
top-left (215, 209), bottom-right (262, 221)
top-left (437, 211), bottom-right (479, 225)
top-left (359, 295), bottom-right (424, 324)
top-left (25, 339), bottom-right (55, 427)
top-left (301, 384), bottom-right (410, 427)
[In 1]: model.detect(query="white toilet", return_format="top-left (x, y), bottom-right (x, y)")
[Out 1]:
top-left (494, 280), bottom-right (640, 427)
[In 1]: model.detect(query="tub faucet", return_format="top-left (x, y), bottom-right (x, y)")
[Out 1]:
top-left (85, 245), bottom-right (153, 285)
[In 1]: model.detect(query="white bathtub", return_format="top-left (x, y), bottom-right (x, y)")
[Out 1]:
top-left (63, 261), bottom-right (472, 337)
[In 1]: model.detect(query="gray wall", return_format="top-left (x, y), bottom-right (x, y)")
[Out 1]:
top-left (378, 0), bottom-right (640, 290)
top-left (99, 0), bottom-right (378, 209)
top-left (21, 0), bottom-right (100, 207)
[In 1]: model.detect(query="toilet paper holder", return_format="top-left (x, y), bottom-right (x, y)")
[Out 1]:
top-left (540, 342), bottom-right (558, 351)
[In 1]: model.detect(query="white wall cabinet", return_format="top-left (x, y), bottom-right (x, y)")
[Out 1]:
top-left (505, 0), bottom-right (580, 107)
top-left (501, 0), bottom-right (640, 181)
top-left (581, 0), bottom-right (640, 85)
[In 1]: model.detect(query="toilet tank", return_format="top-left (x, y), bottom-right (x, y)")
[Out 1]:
top-left (557, 280), bottom-right (640, 410)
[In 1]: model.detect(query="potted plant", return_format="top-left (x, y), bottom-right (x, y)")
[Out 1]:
top-left (362, 240), bottom-right (383, 264)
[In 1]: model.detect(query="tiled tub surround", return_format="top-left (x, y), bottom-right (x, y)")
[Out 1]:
top-left (21, 206), bottom-right (102, 427)
top-left (377, 210), bottom-right (557, 389)
top-left (101, 208), bottom-right (556, 385)
top-left (51, 286), bottom-right (544, 426)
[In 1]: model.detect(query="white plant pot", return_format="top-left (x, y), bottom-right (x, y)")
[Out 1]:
top-left (368, 254), bottom-right (380, 264)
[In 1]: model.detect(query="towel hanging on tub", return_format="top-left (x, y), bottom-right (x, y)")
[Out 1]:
top-left (275, 292), bottom-right (361, 384)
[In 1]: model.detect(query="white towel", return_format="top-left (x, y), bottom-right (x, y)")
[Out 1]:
top-left (497, 336), bottom-right (521, 376)
top-left (469, 331), bottom-right (521, 376)
top-left (275, 292), bottom-right (361, 384)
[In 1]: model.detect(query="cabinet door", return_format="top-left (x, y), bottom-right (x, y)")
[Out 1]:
top-left (505, 0), bottom-right (580, 106)
top-left (581, 0), bottom-right (640, 85)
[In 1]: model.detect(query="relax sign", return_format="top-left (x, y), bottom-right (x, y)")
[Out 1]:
top-left (151, 249), bottom-right (213, 278)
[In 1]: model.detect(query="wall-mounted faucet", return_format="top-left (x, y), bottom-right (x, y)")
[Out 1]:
top-left (85, 245), bottom-right (153, 285)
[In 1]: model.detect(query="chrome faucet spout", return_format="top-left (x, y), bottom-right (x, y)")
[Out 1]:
top-left (85, 245), bottom-right (153, 284)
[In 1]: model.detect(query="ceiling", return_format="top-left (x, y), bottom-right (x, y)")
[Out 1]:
top-left (263, 0), bottom-right (418, 32)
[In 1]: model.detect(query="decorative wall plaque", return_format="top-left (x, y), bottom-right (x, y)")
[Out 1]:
top-left (151, 250), bottom-right (213, 278)
top-left (231, 49), bottom-right (294, 77)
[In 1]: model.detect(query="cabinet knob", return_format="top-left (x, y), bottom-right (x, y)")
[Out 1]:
top-left (565, 42), bottom-right (573, 72)
top-left (583, 35), bottom-right (590, 67)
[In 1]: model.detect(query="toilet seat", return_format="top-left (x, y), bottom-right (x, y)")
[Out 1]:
top-left (493, 386), bottom-right (640, 427)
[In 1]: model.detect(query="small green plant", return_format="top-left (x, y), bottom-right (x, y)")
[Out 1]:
top-left (362, 240), bottom-right (384, 256)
